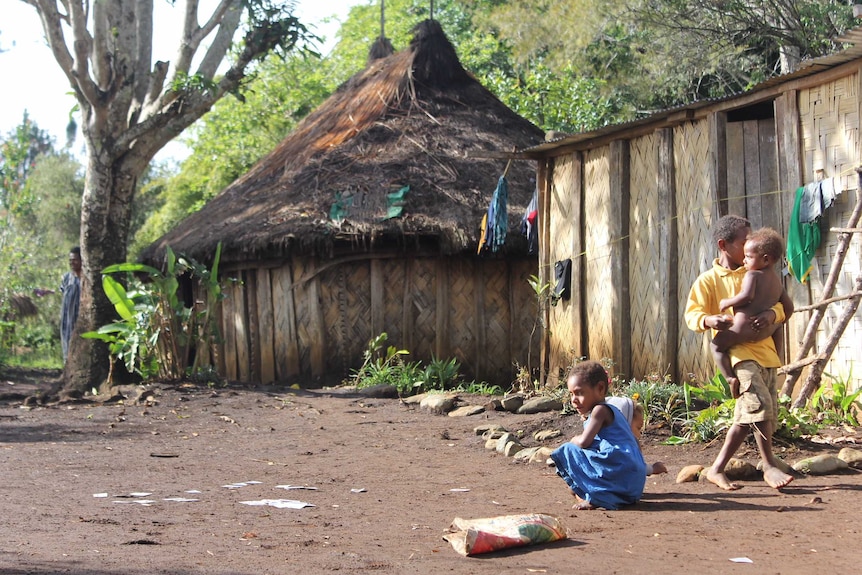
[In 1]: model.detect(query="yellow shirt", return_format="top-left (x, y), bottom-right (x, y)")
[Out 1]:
top-left (684, 259), bottom-right (785, 368)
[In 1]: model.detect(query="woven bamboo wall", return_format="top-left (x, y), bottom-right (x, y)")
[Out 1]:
top-left (546, 154), bottom-right (581, 385)
top-left (798, 73), bottom-right (862, 391)
top-left (674, 120), bottom-right (717, 381)
top-left (628, 132), bottom-right (670, 376)
top-left (215, 256), bottom-right (536, 387)
top-left (583, 147), bottom-right (614, 363)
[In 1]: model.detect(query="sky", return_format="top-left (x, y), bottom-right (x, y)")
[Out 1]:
top-left (0, 0), bottom-right (360, 162)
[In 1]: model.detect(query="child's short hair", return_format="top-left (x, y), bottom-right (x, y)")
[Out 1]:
top-left (712, 214), bottom-right (751, 244)
top-left (568, 360), bottom-right (609, 388)
top-left (747, 227), bottom-right (784, 261)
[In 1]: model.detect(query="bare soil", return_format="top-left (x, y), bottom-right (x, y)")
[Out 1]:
top-left (1, 369), bottom-right (860, 575)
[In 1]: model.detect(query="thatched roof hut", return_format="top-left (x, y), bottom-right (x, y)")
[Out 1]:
top-left (142, 20), bottom-right (544, 386)
top-left (142, 19), bottom-right (541, 265)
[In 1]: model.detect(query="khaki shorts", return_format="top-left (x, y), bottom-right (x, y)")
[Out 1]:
top-left (733, 360), bottom-right (777, 425)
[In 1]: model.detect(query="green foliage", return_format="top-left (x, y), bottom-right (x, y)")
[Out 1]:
top-left (347, 332), bottom-right (421, 394)
top-left (663, 373), bottom-right (734, 444)
top-left (809, 370), bottom-right (861, 426)
top-left (348, 332), bottom-right (474, 396)
top-left (453, 380), bottom-right (504, 396)
top-left (81, 244), bottom-right (226, 382)
top-left (775, 396), bottom-right (820, 440)
top-left (423, 355), bottom-right (461, 390)
top-left (615, 372), bottom-right (686, 428)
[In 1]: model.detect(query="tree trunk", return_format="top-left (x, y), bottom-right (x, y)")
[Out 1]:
top-left (63, 149), bottom-right (143, 392)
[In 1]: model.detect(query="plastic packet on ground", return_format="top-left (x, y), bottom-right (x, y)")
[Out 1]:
top-left (443, 513), bottom-right (567, 556)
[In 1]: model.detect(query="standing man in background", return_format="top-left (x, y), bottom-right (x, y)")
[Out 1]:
top-left (60, 247), bottom-right (82, 362)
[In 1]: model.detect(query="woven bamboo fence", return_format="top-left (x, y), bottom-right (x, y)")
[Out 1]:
top-left (796, 74), bottom-right (862, 386)
top-left (212, 255), bottom-right (536, 386)
top-left (671, 120), bottom-right (716, 382)
top-left (539, 69), bottom-right (862, 392)
top-left (583, 147), bottom-right (615, 366)
top-left (545, 154), bottom-right (581, 386)
top-left (628, 132), bottom-right (671, 378)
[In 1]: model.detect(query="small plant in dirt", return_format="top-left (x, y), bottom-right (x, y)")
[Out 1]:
top-left (348, 333), bottom-right (471, 396)
top-left (663, 373), bottom-right (733, 444)
top-left (614, 370), bottom-right (685, 428)
top-left (809, 371), bottom-right (861, 426)
top-left (775, 396), bottom-right (820, 440)
top-left (81, 244), bottom-right (226, 383)
top-left (511, 362), bottom-right (543, 396)
top-left (423, 355), bottom-right (461, 390)
top-left (452, 380), bottom-right (504, 395)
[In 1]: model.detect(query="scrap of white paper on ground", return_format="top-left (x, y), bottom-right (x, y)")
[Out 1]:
top-left (223, 481), bottom-right (262, 489)
top-left (113, 500), bottom-right (156, 506)
top-left (350, 488), bottom-right (367, 493)
top-left (163, 497), bottom-right (199, 502)
top-left (240, 499), bottom-right (315, 509)
top-left (276, 485), bottom-right (318, 490)
top-left (729, 557), bottom-right (754, 563)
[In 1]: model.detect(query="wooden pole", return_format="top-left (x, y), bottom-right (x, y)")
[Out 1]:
top-left (792, 272), bottom-right (862, 407)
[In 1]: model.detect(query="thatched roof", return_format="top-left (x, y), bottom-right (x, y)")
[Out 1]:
top-left (141, 20), bottom-right (543, 267)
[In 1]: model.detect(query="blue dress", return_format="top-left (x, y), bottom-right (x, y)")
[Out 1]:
top-left (550, 403), bottom-right (647, 510)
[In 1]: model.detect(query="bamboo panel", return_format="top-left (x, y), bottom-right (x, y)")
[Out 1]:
top-left (291, 258), bottom-right (320, 376)
top-left (318, 262), bottom-right (371, 378)
top-left (629, 133), bottom-right (668, 377)
top-left (234, 273), bottom-right (251, 382)
top-left (255, 268), bottom-right (275, 383)
top-left (342, 263), bottom-right (372, 370)
top-left (548, 155), bottom-right (579, 384)
top-left (221, 282), bottom-right (237, 380)
top-left (674, 120), bottom-right (717, 381)
top-left (271, 265), bottom-right (301, 379)
top-left (446, 259), bottom-right (476, 376)
top-left (318, 266), bottom-right (345, 374)
top-left (381, 259), bottom-right (406, 350)
top-left (583, 146), bottom-right (614, 362)
top-left (410, 258), bottom-right (437, 363)
top-left (799, 73), bottom-right (859, 190)
top-left (511, 259), bottom-right (540, 378)
top-left (481, 261), bottom-right (511, 384)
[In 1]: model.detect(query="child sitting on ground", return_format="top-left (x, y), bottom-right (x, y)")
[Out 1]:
top-left (550, 361), bottom-right (647, 510)
top-left (605, 395), bottom-right (667, 476)
top-left (711, 227), bottom-right (794, 396)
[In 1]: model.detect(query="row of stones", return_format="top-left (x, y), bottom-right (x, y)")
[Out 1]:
top-left (402, 392), bottom-right (563, 416)
top-left (675, 447), bottom-right (862, 483)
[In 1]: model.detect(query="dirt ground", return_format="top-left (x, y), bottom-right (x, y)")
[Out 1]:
top-left (1, 369), bottom-right (861, 575)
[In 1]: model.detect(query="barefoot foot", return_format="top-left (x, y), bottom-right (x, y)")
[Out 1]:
top-left (572, 494), bottom-right (596, 510)
top-left (763, 466), bottom-right (794, 489)
top-left (706, 467), bottom-right (742, 491)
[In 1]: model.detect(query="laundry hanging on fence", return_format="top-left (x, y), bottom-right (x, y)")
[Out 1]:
top-left (787, 177), bottom-right (842, 283)
top-left (477, 169), bottom-right (510, 254)
top-left (520, 187), bottom-right (538, 255)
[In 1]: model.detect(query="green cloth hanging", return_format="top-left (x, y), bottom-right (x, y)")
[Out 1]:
top-left (787, 186), bottom-right (820, 283)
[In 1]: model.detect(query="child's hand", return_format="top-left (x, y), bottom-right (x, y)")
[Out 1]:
top-left (728, 376), bottom-right (740, 399)
top-left (719, 298), bottom-right (731, 312)
top-left (706, 314), bottom-right (734, 331)
top-left (652, 462), bottom-right (668, 475)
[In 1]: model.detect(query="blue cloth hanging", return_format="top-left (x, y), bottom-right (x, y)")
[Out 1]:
top-left (488, 175), bottom-right (508, 253)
